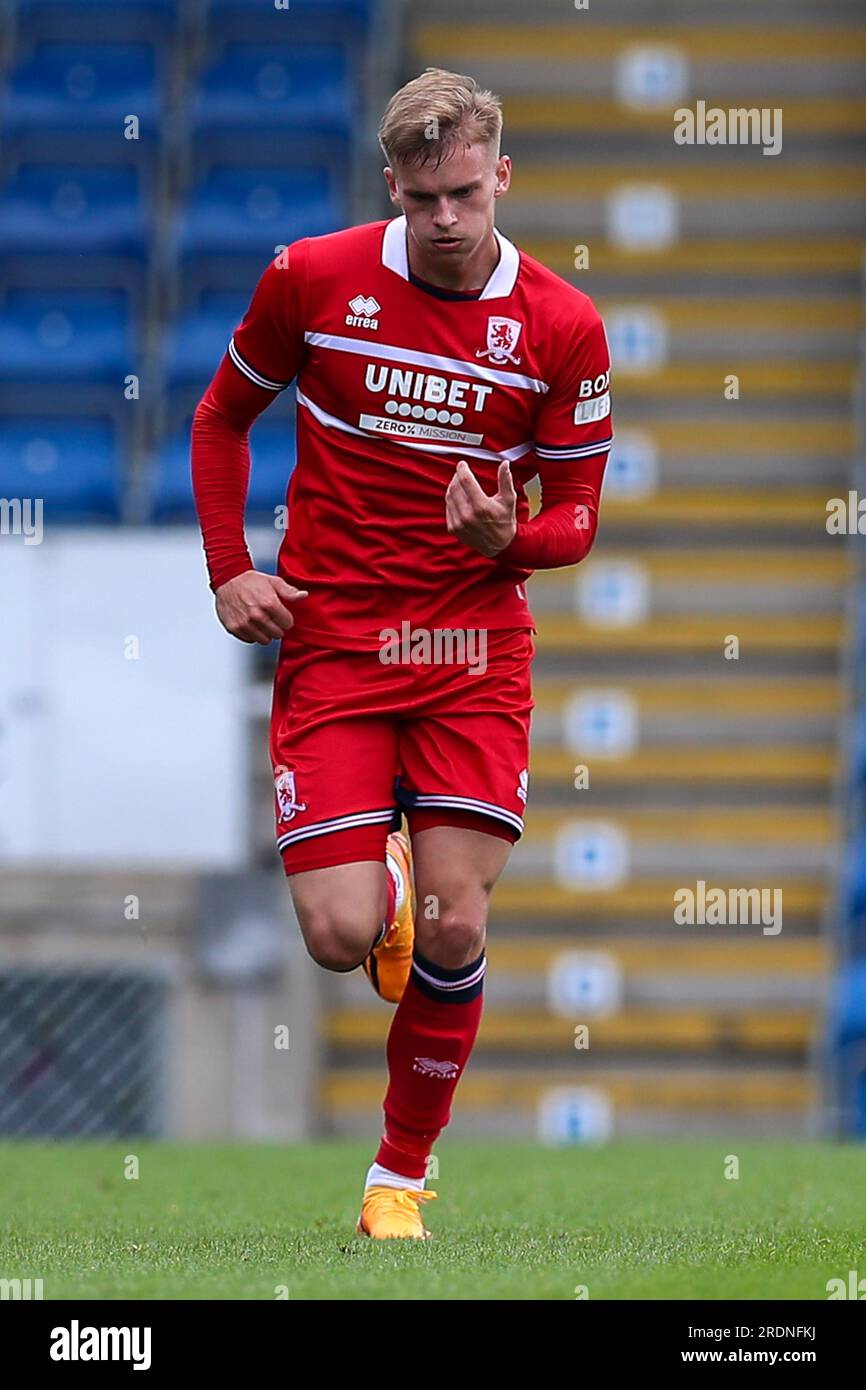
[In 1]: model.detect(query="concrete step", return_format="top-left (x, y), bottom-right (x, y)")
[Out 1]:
top-left (500, 165), bottom-right (866, 237)
top-left (335, 936), bottom-right (828, 1007)
top-left (530, 550), bottom-right (851, 617)
top-left (598, 487), bottom-right (842, 526)
top-left (532, 613), bottom-right (843, 653)
top-left (322, 1063), bottom-right (817, 1139)
top-left (516, 238), bottom-right (864, 296)
top-left (528, 748), bottom-right (837, 794)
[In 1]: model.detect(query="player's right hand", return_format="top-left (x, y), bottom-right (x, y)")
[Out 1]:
top-left (214, 571), bottom-right (308, 645)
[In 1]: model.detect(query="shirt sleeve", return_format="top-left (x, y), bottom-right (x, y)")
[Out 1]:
top-left (495, 301), bottom-right (613, 571)
top-left (226, 241), bottom-right (308, 393)
top-left (190, 245), bottom-right (308, 592)
top-left (532, 303), bottom-right (613, 467)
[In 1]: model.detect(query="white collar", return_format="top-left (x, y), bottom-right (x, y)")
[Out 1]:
top-left (381, 215), bottom-right (520, 300)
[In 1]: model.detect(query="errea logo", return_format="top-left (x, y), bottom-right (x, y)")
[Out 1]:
top-left (346, 294), bottom-right (380, 329)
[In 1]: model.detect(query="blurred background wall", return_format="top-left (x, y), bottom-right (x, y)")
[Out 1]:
top-left (1, 0), bottom-right (865, 1144)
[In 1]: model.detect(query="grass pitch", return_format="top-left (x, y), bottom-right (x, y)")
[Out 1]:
top-left (1, 1139), bottom-right (863, 1300)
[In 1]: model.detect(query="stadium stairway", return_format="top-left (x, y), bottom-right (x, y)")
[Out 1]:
top-left (305, 0), bottom-right (865, 1141)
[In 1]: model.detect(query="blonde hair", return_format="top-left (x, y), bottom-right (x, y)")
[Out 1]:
top-left (378, 67), bottom-right (502, 169)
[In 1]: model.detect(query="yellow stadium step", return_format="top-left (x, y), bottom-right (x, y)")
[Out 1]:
top-left (484, 937), bottom-right (830, 976)
top-left (600, 488), bottom-right (836, 524)
top-left (532, 678), bottom-right (841, 718)
top-left (597, 419), bottom-right (855, 455)
top-left (323, 1068), bottom-right (815, 1113)
top-left (511, 165), bottom-right (864, 200)
top-left (492, 881), bottom-right (825, 919)
top-left (517, 238), bottom-right (865, 279)
top-left (503, 98), bottom-right (866, 136)
top-left (328, 1009), bottom-right (817, 1053)
top-left (523, 806), bottom-right (836, 844)
top-left (528, 746), bottom-right (837, 786)
top-left (415, 24), bottom-right (866, 64)
top-left (530, 551), bottom-right (852, 589)
top-left (598, 298), bottom-right (862, 331)
top-left (607, 363), bottom-right (856, 394)
top-left (533, 614), bottom-right (844, 652)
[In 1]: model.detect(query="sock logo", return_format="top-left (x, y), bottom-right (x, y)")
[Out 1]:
top-left (413, 1057), bottom-right (460, 1079)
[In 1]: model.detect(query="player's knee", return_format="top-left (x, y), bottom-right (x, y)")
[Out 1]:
top-left (300, 908), bottom-right (378, 973)
top-left (420, 907), bottom-right (486, 969)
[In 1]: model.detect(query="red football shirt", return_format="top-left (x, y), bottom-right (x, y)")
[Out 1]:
top-left (196, 216), bottom-right (613, 650)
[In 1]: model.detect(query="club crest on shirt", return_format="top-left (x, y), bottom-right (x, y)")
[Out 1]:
top-left (274, 765), bottom-right (307, 823)
top-left (476, 316), bottom-right (523, 366)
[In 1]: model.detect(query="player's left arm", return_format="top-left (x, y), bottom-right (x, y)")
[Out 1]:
top-left (446, 307), bottom-right (613, 568)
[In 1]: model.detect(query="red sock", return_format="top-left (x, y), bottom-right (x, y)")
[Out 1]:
top-left (375, 947), bottom-right (486, 1179)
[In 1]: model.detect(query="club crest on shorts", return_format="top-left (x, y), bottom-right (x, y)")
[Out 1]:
top-left (476, 316), bottom-right (523, 366)
top-left (517, 768), bottom-right (529, 804)
top-left (274, 765), bottom-right (307, 823)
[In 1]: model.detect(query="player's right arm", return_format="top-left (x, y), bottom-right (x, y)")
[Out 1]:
top-left (191, 247), bottom-right (309, 644)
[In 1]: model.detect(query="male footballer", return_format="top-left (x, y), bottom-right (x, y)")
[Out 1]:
top-left (191, 68), bottom-right (613, 1238)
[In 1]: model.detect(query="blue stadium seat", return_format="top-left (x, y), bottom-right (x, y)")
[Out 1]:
top-left (3, 43), bottom-right (161, 135)
top-left (841, 828), bottom-right (866, 939)
top-left (204, 0), bottom-right (372, 41)
top-left (0, 164), bottom-right (148, 260)
top-left (828, 957), bottom-right (866, 1135)
top-left (851, 708), bottom-right (866, 789)
top-left (0, 291), bottom-right (135, 384)
top-left (163, 293), bottom-right (248, 391)
top-left (191, 44), bottom-right (352, 140)
top-left (0, 416), bottom-right (121, 520)
top-left (14, 0), bottom-right (180, 41)
top-left (206, 0), bottom-right (371, 18)
top-left (175, 167), bottom-right (343, 263)
top-left (151, 414), bottom-right (296, 522)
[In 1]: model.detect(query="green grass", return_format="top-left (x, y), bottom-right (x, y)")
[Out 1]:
top-left (1, 1139), bottom-right (865, 1300)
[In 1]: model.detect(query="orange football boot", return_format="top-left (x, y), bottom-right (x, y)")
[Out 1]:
top-left (362, 830), bottom-right (414, 1003)
top-left (356, 1186), bottom-right (437, 1239)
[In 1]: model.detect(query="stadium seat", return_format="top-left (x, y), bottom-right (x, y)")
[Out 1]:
top-left (162, 293), bottom-right (249, 393)
top-left (0, 416), bottom-right (121, 520)
top-left (0, 291), bottom-right (135, 385)
top-left (2, 42), bottom-right (161, 138)
top-left (174, 167), bottom-right (344, 265)
top-left (0, 164), bottom-right (148, 261)
top-left (840, 828), bottom-right (866, 947)
top-left (828, 957), bottom-right (866, 1136)
top-left (191, 44), bottom-right (352, 141)
top-left (13, 0), bottom-right (181, 42)
top-left (206, 0), bottom-right (371, 19)
top-left (850, 708), bottom-right (866, 789)
top-left (203, 0), bottom-right (372, 42)
top-left (151, 414), bottom-right (296, 522)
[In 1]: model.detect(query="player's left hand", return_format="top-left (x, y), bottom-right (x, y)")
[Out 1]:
top-left (445, 460), bottom-right (517, 556)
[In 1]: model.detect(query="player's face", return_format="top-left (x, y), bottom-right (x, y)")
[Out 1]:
top-left (385, 144), bottom-right (511, 263)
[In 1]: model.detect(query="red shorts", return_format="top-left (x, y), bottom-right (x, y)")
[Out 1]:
top-left (269, 629), bottom-right (534, 874)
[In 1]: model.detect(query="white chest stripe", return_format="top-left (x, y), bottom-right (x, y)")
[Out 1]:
top-left (303, 332), bottom-right (549, 394)
top-left (296, 388), bottom-right (534, 464)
